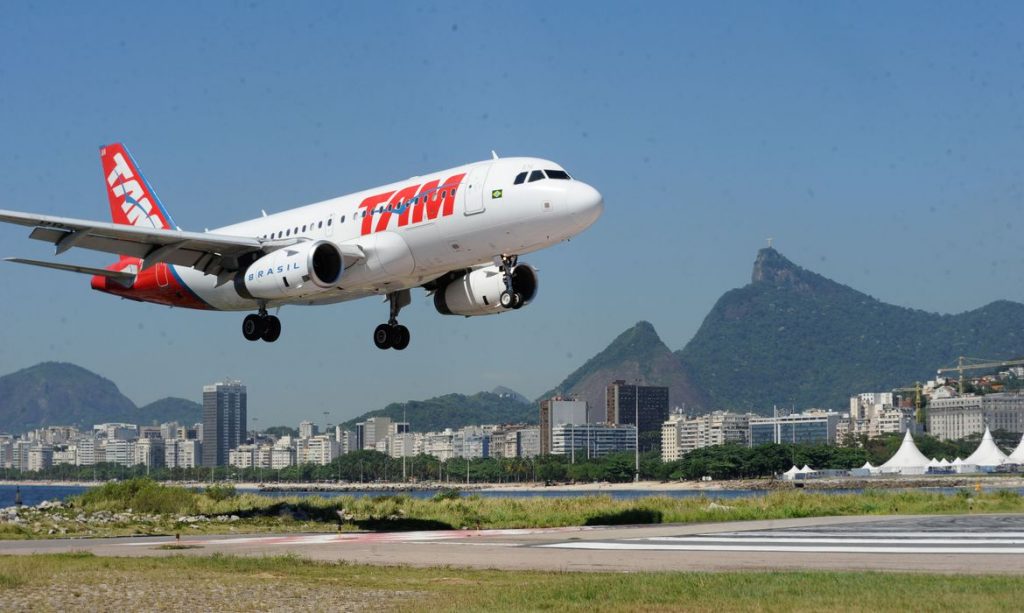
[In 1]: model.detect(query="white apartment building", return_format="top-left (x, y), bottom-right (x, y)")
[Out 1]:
top-left (927, 393), bottom-right (1024, 440)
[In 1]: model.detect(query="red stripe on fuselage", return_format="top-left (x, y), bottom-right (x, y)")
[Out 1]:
top-left (91, 259), bottom-right (213, 310)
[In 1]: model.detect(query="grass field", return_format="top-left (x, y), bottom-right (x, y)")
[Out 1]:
top-left (2, 481), bottom-right (1023, 539)
top-left (0, 553), bottom-right (1021, 612)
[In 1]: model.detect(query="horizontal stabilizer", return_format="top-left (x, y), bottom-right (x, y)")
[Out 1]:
top-left (4, 257), bottom-right (136, 281)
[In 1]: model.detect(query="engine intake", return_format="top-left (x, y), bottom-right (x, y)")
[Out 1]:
top-left (434, 264), bottom-right (538, 317)
top-left (239, 240), bottom-right (343, 300)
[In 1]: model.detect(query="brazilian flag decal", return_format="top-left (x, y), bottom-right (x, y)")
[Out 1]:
top-left (491, 189), bottom-right (503, 199)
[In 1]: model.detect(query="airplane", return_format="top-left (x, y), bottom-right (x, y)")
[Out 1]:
top-left (0, 144), bottom-right (603, 349)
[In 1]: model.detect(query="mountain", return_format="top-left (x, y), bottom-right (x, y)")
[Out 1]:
top-left (136, 397), bottom-right (203, 425)
top-left (491, 386), bottom-right (531, 404)
top-left (677, 248), bottom-right (1024, 411)
top-left (341, 392), bottom-right (537, 433)
top-left (0, 363), bottom-right (202, 433)
top-left (542, 321), bottom-right (710, 412)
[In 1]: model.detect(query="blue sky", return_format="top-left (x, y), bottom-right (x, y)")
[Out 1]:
top-left (2, 2), bottom-right (1024, 424)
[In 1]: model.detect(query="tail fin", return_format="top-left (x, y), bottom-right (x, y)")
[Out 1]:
top-left (99, 143), bottom-right (177, 230)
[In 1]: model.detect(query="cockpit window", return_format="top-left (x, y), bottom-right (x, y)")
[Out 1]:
top-left (545, 169), bottom-right (571, 180)
top-left (514, 171), bottom-right (527, 185)
top-left (528, 170), bottom-right (545, 182)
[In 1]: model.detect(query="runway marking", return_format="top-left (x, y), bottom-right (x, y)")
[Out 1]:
top-left (640, 536), bottom-right (1024, 545)
top-left (124, 526), bottom-right (587, 548)
top-left (709, 531), bottom-right (1024, 539)
top-left (540, 542), bottom-right (1024, 554)
top-left (541, 526), bottom-right (1024, 555)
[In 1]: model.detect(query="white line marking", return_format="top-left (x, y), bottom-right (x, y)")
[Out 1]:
top-left (641, 536), bottom-right (1024, 545)
top-left (540, 542), bottom-right (1024, 554)
top-left (707, 531), bottom-right (1024, 539)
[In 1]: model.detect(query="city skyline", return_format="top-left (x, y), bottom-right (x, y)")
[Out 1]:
top-left (3, 4), bottom-right (1024, 424)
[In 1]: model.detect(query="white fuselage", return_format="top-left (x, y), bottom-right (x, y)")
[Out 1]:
top-left (176, 157), bottom-right (603, 311)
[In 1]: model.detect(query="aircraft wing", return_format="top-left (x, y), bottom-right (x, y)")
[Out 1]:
top-left (0, 208), bottom-right (267, 277)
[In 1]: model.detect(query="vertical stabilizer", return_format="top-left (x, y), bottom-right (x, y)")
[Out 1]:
top-left (99, 143), bottom-right (177, 230)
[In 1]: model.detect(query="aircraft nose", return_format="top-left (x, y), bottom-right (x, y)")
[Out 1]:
top-left (567, 180), bottom-right (603, 229)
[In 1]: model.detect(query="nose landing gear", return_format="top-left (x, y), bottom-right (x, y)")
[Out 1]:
top-left (496, 254), bottom-right (524, 310)
top-left (373, 289), bottom-right (411, 350)
top-left (242, 306), bottom-right (281, 343)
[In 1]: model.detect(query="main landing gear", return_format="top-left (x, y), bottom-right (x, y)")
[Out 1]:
top-left (242, 306), bottom-right (281, 343)
top-left (374, 289), bottom-right (411, 351)
top-left (496, 255), bottom-right (524, 310)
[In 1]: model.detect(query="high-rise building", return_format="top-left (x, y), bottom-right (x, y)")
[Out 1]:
top-left (749, 411), bottom-right (843, 446)
top-left (550, 424), bottom-right (636, 459)
top-left (357, 416), bottom-right (392, 450)
top-left (202, 379), bottom-right (247, 467)
top-left (539, 398), bottom-right (591, 455)
top-left (605, 381), bottom-right (669, 450)
top-left (298, 420), bottom-right (318, 439)
top-left (927, 393), bottom-right (1024, 440)
top-left (134, 438), bottom-right (165, 469)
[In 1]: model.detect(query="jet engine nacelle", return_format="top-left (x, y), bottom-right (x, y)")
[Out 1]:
top-left (434, 264), bottom-right (538, 317)
top-left (240, 240), bottom-right (343, 300)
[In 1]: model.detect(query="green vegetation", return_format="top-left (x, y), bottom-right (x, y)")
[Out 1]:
top-left (543, 321), bottom-right (710, 412)
top-left (2, 478), bottom-right (1021, 539)
top-left (341, 392), bottom-right (535, 433)
top-left (678, 247), bottom-right (1024, 409)
top-left (1, 553), bottom-right (1022, 611)
top-left (0, 362), bottom-right (200, 431)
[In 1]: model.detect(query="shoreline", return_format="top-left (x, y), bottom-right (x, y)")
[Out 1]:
top-left (2, 474), bottom-right (1022, 493)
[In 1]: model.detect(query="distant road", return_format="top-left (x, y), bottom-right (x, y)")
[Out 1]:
top-left (2, 514), bottom-right (1023, 573)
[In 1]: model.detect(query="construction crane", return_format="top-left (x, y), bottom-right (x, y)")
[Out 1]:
top-left (891, 382), bottom-right (925, 424)
top-left (936, 356), bottom-right (1024, 395)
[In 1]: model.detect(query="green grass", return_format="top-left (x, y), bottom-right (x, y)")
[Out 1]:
top-left (3, 480), bottom-right (1021, 540)
top-left (0, 553), bottom-right (1021, 612)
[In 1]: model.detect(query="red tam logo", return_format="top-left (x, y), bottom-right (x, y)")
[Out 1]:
top-left (357, 173), bottom-right (466, 236)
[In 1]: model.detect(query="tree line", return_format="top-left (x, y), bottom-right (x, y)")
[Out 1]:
top-left (6, 430), bottom-right (1020, 484)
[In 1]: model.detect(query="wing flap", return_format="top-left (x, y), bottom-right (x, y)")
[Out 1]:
top-left (4, 257), bottom-right (137, 281)
top-left (1, 208), bottom-right (264, 276)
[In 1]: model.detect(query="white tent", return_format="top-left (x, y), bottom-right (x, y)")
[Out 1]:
top-left (962, 427), bottom-right (1010, 468)
top-left (939, 458), bottom-right (951, 467)
top-left (860, 461), bottom-right (874, 470)
top-left (927, 458), bottom-right (940, 468)
top-left (1008, 434), bottom-right (1024, 464)
top-left (879, 430), bottom-right (932, 474)
top-left (800, 465), bottom-right (816, 473)
top-left (951, 457), bottom-right (963, 466)
top-left (782, 465), bottom-right (801, 479)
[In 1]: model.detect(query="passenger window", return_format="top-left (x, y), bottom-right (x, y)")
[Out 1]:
top-left (286, 229), bottom-right (291, 237)
top-left (514, 172), bottom-right (527, 185)
top-left (302, 225), bottom-right (307, 232)
top-left (328, 218), bottom-right (332, 226)
top-left (341, 215), bottom-right (345, 223)
top-left (546, 170), bottom-right (571, 180)
top-left (529, 170), bottom-right (545, 182)
top-left (294, 227), bottom-right (298, 234)
top-left (318, 221), bottom-right (323, 229)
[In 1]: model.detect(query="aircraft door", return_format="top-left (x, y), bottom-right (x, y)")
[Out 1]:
top-left (462, 164), bottom-right (490, 216)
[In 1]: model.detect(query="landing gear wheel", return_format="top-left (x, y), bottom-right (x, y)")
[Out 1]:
top-left (500, 291), bottom-right (515, 309)
top-left (242, 314), bottom-right (265, 341)
top-left (261, 316), bottom-right (282, 343)
top-left (373, 324), bottom-right (393, 350)
top-left (511, 293), bottom-right (524, 309)
top-left (390, 325), bottom-right (410, 351)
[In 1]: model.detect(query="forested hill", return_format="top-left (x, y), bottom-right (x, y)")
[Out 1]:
top-left (677, 248), bottom-right (1024, 411)
top-left (0, 363), bottom-right (201, 432)
top-left (341, 392), bottom-right (537, 432)
top-left (541, 321), bottom-right (709, 412)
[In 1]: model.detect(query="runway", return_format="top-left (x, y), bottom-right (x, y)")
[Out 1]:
top-left (2, 514), bottom-right (1023, 573)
